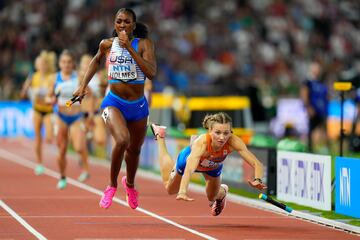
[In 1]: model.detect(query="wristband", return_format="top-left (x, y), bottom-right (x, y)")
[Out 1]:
top-left (254, 178), bottom-right (263, 183)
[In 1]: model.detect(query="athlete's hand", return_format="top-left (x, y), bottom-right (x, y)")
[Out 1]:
top-left (176, 192), bottom-right (194, 202)
top-left (72, 87), bottom-right (87, 104)
top-left (248, 178), bottom-right (267, 191)
top-left (118, 30), bottom-right (130, 49)
top-left (44, 96), bottom-right (56, 105)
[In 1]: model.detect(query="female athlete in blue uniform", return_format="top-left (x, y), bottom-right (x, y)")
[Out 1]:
top-left (48, 50), bottom-right (90, 189)
top-left (73, 8), bottom-right (156, 210)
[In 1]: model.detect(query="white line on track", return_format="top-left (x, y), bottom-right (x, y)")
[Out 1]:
top-left (0, 148), bottom-right (218, 240)
top-left (88, 151), bottom-right (360, 236)
top-left (0, 199), bottom-right (47, 240)
top-left (0, 215), bottom-right (287, 219)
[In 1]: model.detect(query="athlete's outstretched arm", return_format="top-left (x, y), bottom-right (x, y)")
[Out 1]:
top-left (176, 136), bottom-right (206, 201)
top-left (229, 135), bottom-right (267, 190)
top-left (74, 39), bottom-right (112, 101)
top-left (20, 74), bottom-right (32, 99)
top-left (45, 73), bottom-right (57, 105)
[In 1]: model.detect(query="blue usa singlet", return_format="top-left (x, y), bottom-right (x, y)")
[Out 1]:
top-left (107, 37), bottom-right (145, 84)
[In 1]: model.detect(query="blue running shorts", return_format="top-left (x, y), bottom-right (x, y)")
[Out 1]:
top-left (101, 91), bottom-right (149, 122)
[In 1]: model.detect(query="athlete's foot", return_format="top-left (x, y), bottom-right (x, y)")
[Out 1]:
top-left (34, 164), bottom-right (45, 176)
top-left (57, 178), bottom-right (67, 190)
top-left (99, 186), bottom-right (117, 209)
top-left (211, 184), bottom-right (228, 216)
top-left (78, 171), bottom-right (90, 182)
top-left (121, 176), bottom-right (138, 209)
top-left (150, 123), bottom-right (167, 140)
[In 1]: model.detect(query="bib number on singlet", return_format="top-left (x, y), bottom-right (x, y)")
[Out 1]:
top-left (200, 159), bottom-right (218, 168)
top-left (108, 64), bottom-right (137, 81)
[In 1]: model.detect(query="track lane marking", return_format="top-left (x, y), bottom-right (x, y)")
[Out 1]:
top-left (0, 200), bottom-right (47, 240)
top-left (0, 148), bottom-right (218, 240)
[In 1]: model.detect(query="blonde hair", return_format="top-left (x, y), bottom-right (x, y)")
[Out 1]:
top-left (202, 112), bottom-right (232, 130)
top-left (46, 51), bottom-right (57, 73)
top-left (34, 50), bottom-right (57, 74)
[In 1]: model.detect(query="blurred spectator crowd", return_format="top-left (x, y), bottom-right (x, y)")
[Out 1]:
top-left (0, 0), bottom-right (360, 121)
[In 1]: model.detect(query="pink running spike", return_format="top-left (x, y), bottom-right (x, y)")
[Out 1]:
top-left (211, 184), bottom-right (228, 216)
top-left (121, 176), bottom-right (139, 209)
top-left (150, 123), bottom-right (167, 139)
top-left (99, 186), bottom-right (117, 209)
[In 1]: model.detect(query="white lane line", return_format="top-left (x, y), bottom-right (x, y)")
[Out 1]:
top-left (0, 148), bottom-right (218, 240)
top-left (89, 155), bottom-right (360, 235)
top-left (2, 196), bottom-right (99, 199)
top-left (0, 215), bottom-right (287, 219)
top-left (0, 200), bottom-right (47, 240)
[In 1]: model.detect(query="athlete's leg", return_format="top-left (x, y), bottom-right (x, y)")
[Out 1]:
top-left (123, 117), bottom-right (147, 186)
top-left (151, 124), bottom-right (175, 186)
top-left (165, 171), bottom-right (183, 195)
top-left (90, 115), bottom-right (107, 158)
top-left (203, 174), bottom-right (223, 202)
top-left (32, 111), bottom-right (43, 165)
top-left (43, 113), bottom-right (54, 143)
top-left (55, 117), bottom-right (69, 178)
top-left (93, 114), bottom-right (107, 147)
top-left (203, 173), bottom-right (228, 216)
top-left (103, 107), bottom-right (129, 188)
top-left (70, 119), bottom-right (89, 180)
top-left (158, 138), bottom-right (177, 186)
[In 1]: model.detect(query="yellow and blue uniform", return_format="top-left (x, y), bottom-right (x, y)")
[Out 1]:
top-left (30, 72), bottom-right (53, 115)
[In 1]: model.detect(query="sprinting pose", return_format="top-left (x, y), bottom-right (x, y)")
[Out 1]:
top-left (48, 50), bottom-right (90, 189)
top-left (73, 8), bottom-right (156, 209)
top-left (20, 50), bottom-right (56, 175)
top-left (151, 112), bottom-right (267, 216)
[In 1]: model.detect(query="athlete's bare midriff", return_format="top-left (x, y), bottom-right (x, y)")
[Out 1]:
top-left (109, 83), bottom-right (144, 101)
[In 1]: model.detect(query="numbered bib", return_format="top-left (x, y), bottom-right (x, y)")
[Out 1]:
top-left (200, 159), bottom-right (218, 168)
top-left (108, 64), bottom-right (137, 81)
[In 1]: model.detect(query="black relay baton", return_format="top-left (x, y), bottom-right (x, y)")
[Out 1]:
top-left (66, 96), bottom-right (82, 107)
top-left (259, 193), bottom-right (293, 213)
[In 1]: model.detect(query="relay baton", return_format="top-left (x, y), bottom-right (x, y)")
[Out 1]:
top-left (259, 193), bottom-right (293, 213)
top-left (66, 96), bottom-right (81, 107)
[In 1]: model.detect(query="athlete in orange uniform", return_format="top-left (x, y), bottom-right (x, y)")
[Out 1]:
top-left (151, 112), bottom-right (267, 216)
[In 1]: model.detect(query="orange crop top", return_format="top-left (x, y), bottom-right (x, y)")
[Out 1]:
top-left (196, 133), bottom-right (232, 172)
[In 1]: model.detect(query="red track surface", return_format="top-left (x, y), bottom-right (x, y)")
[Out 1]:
top-left (0, 138), bottom-right (359, 240)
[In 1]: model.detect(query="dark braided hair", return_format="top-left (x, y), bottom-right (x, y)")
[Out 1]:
top-left (112, 8), bottom-right (149, 38)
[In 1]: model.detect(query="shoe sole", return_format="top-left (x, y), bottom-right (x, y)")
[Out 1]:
top-left (150, 124), bottom-right (157, 139)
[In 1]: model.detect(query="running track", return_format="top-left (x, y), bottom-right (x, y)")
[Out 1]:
top-left (0, 138), bottom-right (359, 240)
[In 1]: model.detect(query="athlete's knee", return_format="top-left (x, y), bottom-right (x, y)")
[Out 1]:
top-left (112, 134), bottom-right (130, 150)
top-left (75, 146), bottom-right (87, 155)
top-left (125, 147), bottom-right (141, 157)
top-left (95, 137), bottom-right (106, 146)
